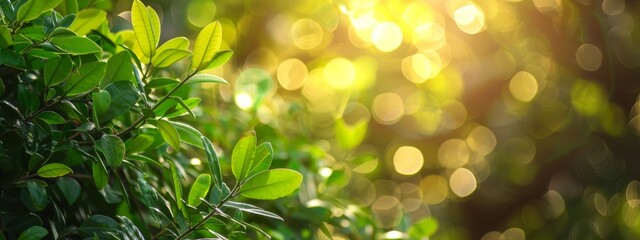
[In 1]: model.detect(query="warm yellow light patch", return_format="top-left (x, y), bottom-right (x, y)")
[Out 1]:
top-left (393, 146), bottom-right (424, 175)
top-left (291, 18), bottom-right (324, 50)
top-left (277, 58), bottom-right (308, 90)
top-left (372, 92), bottom-right (405, 124)
top-left (509, 71), bottom-right (538, 102)
top-left (371, 22), bottom-right (403, 52)
top-left (449, 168), bottom-right (477, 198)
top-left (324, 58), bottom-right (356, 89)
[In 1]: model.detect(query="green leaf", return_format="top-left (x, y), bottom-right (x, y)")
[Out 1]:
top-left (204, 50), bottom-right (233, 70)
top-left (231, 131), bottom-right (257, 182)
top-left (239, 169), bottom-right (303, 200)
top-left (145, 77), bottom-right (179, 89)
top-left (78, 215), bottom-right (119, 237)
top-left (18, 226), bottom-right (48, 240)
top-left (50, 36), bottom-right (102, 55)
top-left (335, 118), bottom-right (367, 149)
top-left (0, 49), bottom-right (26, 69)
top-left (92, 161), bottom-right (108, 189)
top-left (36, 163), bottom-right (73, 178)
top-left (101, 51), bottom-right (133, 88)
top-left (0, 0), bottom-right (16, 22)
top-left (118, 216), bottom-right (144, 240)
top-left (190, 21), bottom-right (222, 73)
top-left (44, 55), bottom-right (73, 87)
top-left (96, 135), bottom-right (125, 168)
top-left (170, 121), bottom-right (204, 149)
top-left (247, 142), bottom-right (273, 178)
top-left (99, 81), bottom-right (140, 122)
top-left (209, 182), bottom-right (230, 206)
top-left (27, 153), bottom-right (44, 172)
top-left (26, 180), bottom-right (49, 211)
top-left (131, 0), bottom-right (159, 58)
top-left (17, 84), bottom-right (39, 115)
top-left (16, 0), bottom-right (62, 23)
top-left (153, 97), bottom-right (200, 118)
top-left (156, 119), bottom-right (180, 151)
top-left (0, 25), bottom-right (13, 48)
top-left (408, 217), bottom-right (439, 238)
top-left (56, 177), bottom-right (80, 205)
top-left (187, 74), bottom-right (228, 85)
top-left (223, 201), bottom-right (283, 221)
top-left (124, 134), bottom-right (154, 154)
top-left (187, 174), bottom-right (211, 207)
top-left (137, 178), bottom-right (163, 222)
top-left (64, 62), bottom-right (106, 96)
top-left (167, 160), bottom-right (183, 210)
top-left (56, 0), bottom-right (78, 15)
top-left (152, 48), bottom-right (191, 68)
top-left (202, 136), bottom-right (222, 189)
top-left (92, 90), bottom-right (111, 117)
top-left (68, 8), bottom-right (106, 36)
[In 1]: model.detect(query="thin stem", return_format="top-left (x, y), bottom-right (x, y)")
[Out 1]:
top-left (174, 186), bottom-right (238, 240)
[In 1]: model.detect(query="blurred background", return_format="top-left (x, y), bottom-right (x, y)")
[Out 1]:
top-left (108, 0), bottom-right (640, 239)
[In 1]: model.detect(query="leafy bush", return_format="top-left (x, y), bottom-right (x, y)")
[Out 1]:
top-left (0, 0), bottom-right (301, 239)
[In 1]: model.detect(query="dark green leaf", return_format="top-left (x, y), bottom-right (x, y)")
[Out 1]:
top-left (0, 25), bottom-right (12, 48)
top-left (239, 169), bottom-right (303, 200)
top-left (92, 160), bottom-right (108, 189)
top-left (223, 201), bottom-right (283, 221)
top-left (92, 90), bottom-right (111, 118)
top-left (187, 174), bottom-right (211, 207)
top-left (17, 84), bottom-right (39, 115)
top-left (0, 49), bottom-right (26, 69)
top-left (162, 97), bottom-right (200, 119)
top-left (231, 131), bottom-right (256, 182)
top-left (101, 51), bottom-right (133, 88)
top-left (0, 0), bottom-right (16, 22)
top-left (50, 36), bottom-right (102, 55)
top-left (56, 177), bottom-right (80, 204)
top-left (125, 154), bottom-right (162, 168)
top-left (204, 50), bottom-right (233, 70)
top-left (168, 160), bottom-right (183, 210)
top-left (100, 81), bottom-right (140, 122)
top-left (64, 62), bottom-right (106, 96)
top-left (156, 119), bottom-right (180, 151)
top-left (117, 216), bottom-right (144, 240)
top-left (27, 153), bottom-right (44, 172)
top-left (79, 215), bottom-right (119, 237)
top-left (187, 74), bottom-right (228, 85)
top-left (408, 217), bottom-right (439, 238)
top-left (145, 77), bottom-right (178, 89)
top-left (50, 27), bottom-right (76, 38)
top-left (209, 182), bottom-right (230, 206)
top-left (37, 163), bottom-right (73, 178)
top-left (124, 134), bottom-right (154, 154)
top-left (44, 55), bottom-right (73, 87)
top-left (96, 135), bottom-right (125, 168)
top-left (171, 121), bottom-right (204, 149)
top-left (26, 180), bottom-right (49, 211)
top-left (68, 8), bottom-right (106, 36)
top-left (202, 136), bottom-right (222, 189)
top-left (18, 225), bottom-right (48, 240)
top-left (137, 178), bottom-right (162, 223)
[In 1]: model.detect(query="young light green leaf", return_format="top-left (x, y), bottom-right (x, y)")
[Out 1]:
top-left (190, 21), bottom-right (222, 73)
top-left (44, 55), bottom-right (73, 87)
top-left (145, 77), bottom-right (179, 89)
top-left (223, 201), bottom-right (283, 221)
top-left (202, 136), bottom-right (222, 189)
top-left (156, 37), bottom-right (189, 51)
top-left (17, 0), bottom-right (62, 23)
top-left (156, 119), bottom-right (181, 151)
top-left (64, 62), bottom-right (106, 96)
top-left (170, 121), bottom-right (204, 149)
top-left (101, 51), bottom-right (133, 88)
top-left (18, 225), bottom-right (48, 240)
top-left (56, 0), bottom-right (78, 15)
top-left (37, 163), bottom-right (73, 178)
top-left (187, 174), bottom-right (211, 207)
top-left (124, 134), bottom-right (154, 155)
top-left (50, 36), bottom-right (101, 55)
top-left (187, 74), bottom-right (228, 85)
top-left (335, 118), bottom-right (367, 150)
top-left (131, 0), bottom-right (159, 58)
top-left (247, 142), bottom-right (273, 178)
top-left (152, 49), bottom-right (191, 68)
top-left (92, 90), bottom-right (111, 117)
top-left (96, 135), bottom-right (125, 168)
top-left (92, 161), bottom-right (108, 189)
top-left (68, 8), bottom-right (106, 36)
top-left (167, 160), bottom-right (183, 210)
top-left (239, 169), bottom-right (303, 200)
top-left (408, 217), bottom-right (439, 238)
top-left (99, 81), bottom-right (140, 123)
top-left (231, 131), bottom-right (257, 182)
top-left (204, 50), bottom-right (233, 70)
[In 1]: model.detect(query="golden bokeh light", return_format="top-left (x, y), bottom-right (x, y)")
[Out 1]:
top-left (453, 3), bottom-right (485, 34)
top-left (371, 22), bottom-right (403, 52)
top-left (401, 1), bottom-right (436, 28)
top-left (412, 23), bottom-right (446, 52)
top-left (324, 58), bottom-right (357, 89)
top-left (449, 168), bottom-right (477, 198)
top-left (277, 58), bottom-right (308, 90)
top-left (291, 18), bottom-right (324, 50)
top-left (401, 52), bottom-right (442, 83)
top-left (438, 139), bottom-right (470, 169)
top-left (372, 92), bottom-right (405, 124)
top-left (420, 175), bottom-right (449, 205)
top-left (533, 0), bottom-right (562, 12)
top-left (509, 71), bottom-right (538, 102)
top-left (466, 125), bottom-right (497, 156)
top-left (576, 43), bottom-right (603, 72)
top-left (393, 146), bottom-right (424, 175)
